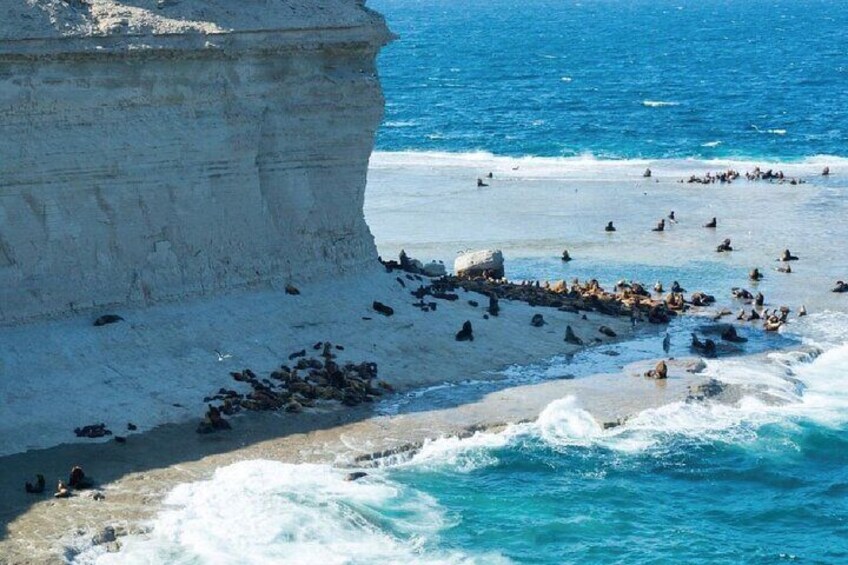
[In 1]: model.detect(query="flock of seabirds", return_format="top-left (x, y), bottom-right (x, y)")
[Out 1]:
top-left (17, 166), bottom-right (845, 500)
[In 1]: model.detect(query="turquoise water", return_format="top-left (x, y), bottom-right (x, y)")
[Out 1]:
top-left (372, 0), bottom-right (848, 160)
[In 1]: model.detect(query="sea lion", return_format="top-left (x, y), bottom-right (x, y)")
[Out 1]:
top-left (564, 325), bottom-right (583, 345)
top-left (716, 238), bottom-right (733, 252)
top-left (93, 314), bottom-right (123, 327)
top-left (749, 268), bottom-right (764, 281)
top-left (284, 284), bottom-right (300, 295)
top-left (776, 264), bottom-right (792, 273)
top-left (645, 359), bottom-right (668, 379)
top-left (605, 221), bottom-right (617, 232)
top-left (671, 281), bottom-right (685, 293)
top-left (25, 474), bottom-right (45, 494)
top-left (598, 325), bottom-right (617, 337)
top-left (764, 316), bottom-right (783, 332)
top-left (690, 333), bottom-right (717, 357)
top-left (643, 168), bottom-right (652, 178)
top-left (372, 301), bottom-right (394, 316)
top-left (477, 178), bottom-right (489, 187)
top-left (662, 333), bottom-right (671, 354)
top-left (822, 166), bottom-right (830, 176)
top-left (832, 280), bottom-right (848, 293)
top-left (652, 219), bottom-right (665, 232)
top-left (654, 281), bottom-right (663, 293)
top-left (344, 472), bottom-right (368, 482)
top-left (486, 172), bottom-right (493, 179)
top-left (779, 249), bottom-right (799, 261)
top-left (561, 249), bottom-right (572, 262)
top-left (69, 466), bottom-right (93, 489)
top-left (799, 305), bottom-right (807, 316)
top-left (455, 320), bottom-right (474, 342)
top-left (721, 326), bottom-right (748, 343)
top-left (755, 292), bottom-right (764, 306)
top-left (54, 481), bottom-right (70, 499)
top-left (668, 210), bottom-right (676, 222)
top-left (704, 217), bottom-right (717, 228)
top-left (488, 294), bottom-right (500, 316)
top-left (530, 314), bottom-right (545, 327)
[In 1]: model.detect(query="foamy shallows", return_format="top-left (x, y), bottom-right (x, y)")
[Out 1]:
top-left (79, 311), bottom-right (848, 564)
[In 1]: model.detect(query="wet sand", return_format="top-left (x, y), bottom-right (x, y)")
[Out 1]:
top-left (0, 355), bottom-right (705, 564)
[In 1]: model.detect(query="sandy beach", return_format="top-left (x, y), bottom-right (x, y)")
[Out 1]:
top-left (1, 265), bottom-right (651, 562)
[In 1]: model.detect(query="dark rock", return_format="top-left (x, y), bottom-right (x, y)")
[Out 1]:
top-left (93, 315), bottom-right (123, 327)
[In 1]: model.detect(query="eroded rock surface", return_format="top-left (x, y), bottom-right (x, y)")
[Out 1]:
top-left (0, 1), bottom-right (393, 323)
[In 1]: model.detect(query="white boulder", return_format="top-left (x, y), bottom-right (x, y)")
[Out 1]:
top-left (454, 250), bottom-right (504, 279)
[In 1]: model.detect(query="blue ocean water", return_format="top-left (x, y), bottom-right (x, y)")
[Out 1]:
top-left (372, 0), bottom-right (848, 160)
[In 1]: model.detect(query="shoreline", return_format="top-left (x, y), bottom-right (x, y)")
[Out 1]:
top-left (1, 353), bottom-right (714, 564)
top-left (1, 266), bottom-right (645, 562)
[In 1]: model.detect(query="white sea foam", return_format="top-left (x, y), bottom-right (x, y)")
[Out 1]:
top-left (74, 460), bottom-right (507, 565)
top-left (369, 150), bottom-right (848, 183)
top-left (642, 100), bottom-right (680, 107)
top-left (701, 140), bottom-right (722, 147)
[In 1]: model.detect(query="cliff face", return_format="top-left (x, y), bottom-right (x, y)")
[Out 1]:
top-left (0, 1), bottom-right (393, 323)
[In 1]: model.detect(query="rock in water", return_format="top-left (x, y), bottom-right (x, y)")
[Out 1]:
top-left (598, 325), bottom-right (617, 337)
top-left (564, 325), bottom-right (583, 345)
top-left (454, 250), bottom-right (505, 279)
top-left (372, 301), bottom-right (394, 316)
top-left (344, 472), bottom-right (368, 482)
top-left (455, 321), bottom-right (474, 342)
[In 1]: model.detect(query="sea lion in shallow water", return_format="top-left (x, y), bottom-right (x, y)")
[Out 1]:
top-left (704, 217), bottom-right (717, 228)
top-left (25, 474), bottom-right (45, 494)
top-left (455, 321), bottom-right (474, 341)
top-left (832, 280), bottom-right (848, 293)
top-left (652, 219), bottom-right (665, 232)
top-left (645, 359), bottom-right (667, 379)
top-left (716, 238), bottom-right (733, 252)
top-left (779, 249), bottom-right (799, 261)
top-left (605, 221), bottom-right (616, 232)
top-left (749, 268), bottom-right (764, 281)
top-left (564, 325), bottom-right (583, 345)
top-left (561, 249), bottom-right (572, 262)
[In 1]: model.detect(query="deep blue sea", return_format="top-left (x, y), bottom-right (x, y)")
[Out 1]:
top-left (79, 2), bottom-right (848, 563)
top-left (373, 0), bottom-right (847, 161)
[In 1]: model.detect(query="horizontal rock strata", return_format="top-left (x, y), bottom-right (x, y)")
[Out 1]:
top-left (0, 1), bottom-right (393, 323)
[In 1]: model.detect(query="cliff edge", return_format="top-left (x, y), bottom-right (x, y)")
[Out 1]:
top-left (0, 0), bottom-right (393, 323)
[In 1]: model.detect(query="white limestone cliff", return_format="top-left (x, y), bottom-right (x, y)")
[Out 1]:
top-left (0, 0), bottom-right (393, 323)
